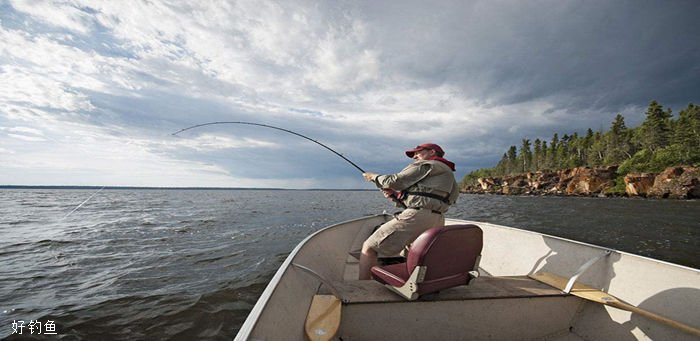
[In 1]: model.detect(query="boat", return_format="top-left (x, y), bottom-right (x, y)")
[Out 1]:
top-left (235, 214), bottom-right (700, 340)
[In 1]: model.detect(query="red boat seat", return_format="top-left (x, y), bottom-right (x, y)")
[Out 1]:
top-left (370, 224), bottom-right (483, 300)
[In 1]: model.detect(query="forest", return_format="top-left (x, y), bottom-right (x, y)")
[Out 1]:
top-left (461, 101), bottom-right (700, 192)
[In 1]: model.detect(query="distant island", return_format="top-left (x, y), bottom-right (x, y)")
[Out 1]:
top-left (460, 101), bottom-right (700, 199)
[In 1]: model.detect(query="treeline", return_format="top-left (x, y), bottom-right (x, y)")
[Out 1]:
top-left (462, 101), bottom-right (700, 186)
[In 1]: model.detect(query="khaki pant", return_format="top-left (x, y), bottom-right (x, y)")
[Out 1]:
top-left (364, 208), bottom-right (445, 257)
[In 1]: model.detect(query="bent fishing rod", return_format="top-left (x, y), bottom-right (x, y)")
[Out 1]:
top-left (171, 121), bottom-right (406, 208)
top-left (172, 121), bottom-right (365, 173)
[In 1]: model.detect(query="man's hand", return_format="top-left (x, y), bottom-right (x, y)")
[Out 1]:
top-left (362, 172), bottom-right (378, 182)
top-left (381, 189), bottom-right (395, 198)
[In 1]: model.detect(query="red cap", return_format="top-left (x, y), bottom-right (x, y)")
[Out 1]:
top-left (405, 143), bottom-right (445, 158)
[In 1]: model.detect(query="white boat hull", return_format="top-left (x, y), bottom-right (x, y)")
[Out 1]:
top-left (236, 215), bottom-right (700, 340)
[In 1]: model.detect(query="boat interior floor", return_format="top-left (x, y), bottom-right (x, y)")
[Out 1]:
top-left (319, 255), bottom-right (571, 304)
top-left (324, 222), bottom-right (586, 340)
top-left (320, 274), bottom-right (569, 304)
top-left (312, 259), bottom-right (584, 340)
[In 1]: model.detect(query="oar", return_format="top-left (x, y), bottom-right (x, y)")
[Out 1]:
top-left (529, 272), bottom-right (700, 337)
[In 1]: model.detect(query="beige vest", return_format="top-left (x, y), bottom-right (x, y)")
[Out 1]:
top-left (376, 160), bottom-right (459, 212)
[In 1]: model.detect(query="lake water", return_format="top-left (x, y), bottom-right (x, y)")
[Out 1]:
top-left (1, 189), bottom-right (698, 339)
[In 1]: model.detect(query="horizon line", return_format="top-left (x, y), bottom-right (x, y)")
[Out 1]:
top-left (0, 185), bottom-right (373, 191)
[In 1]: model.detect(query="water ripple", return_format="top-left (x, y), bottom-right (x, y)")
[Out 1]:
top-left (1, 189), bottom-right (698, 339)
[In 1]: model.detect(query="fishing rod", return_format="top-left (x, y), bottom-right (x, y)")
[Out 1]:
top-left (171, 121), bottom-right (406, 208)
top-left (172, 121), bottom-right (365, 173)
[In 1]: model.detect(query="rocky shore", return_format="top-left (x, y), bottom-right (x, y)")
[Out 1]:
top-left (461, 166), bottom-right (700, 199)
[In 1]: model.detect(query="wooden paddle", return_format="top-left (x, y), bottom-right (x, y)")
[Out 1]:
top-left (529, 272), bottom-right (700, 337)
top-left (304, 295), bottom-right (341, 341)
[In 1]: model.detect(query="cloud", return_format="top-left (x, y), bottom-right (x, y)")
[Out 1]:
top-left (0, 110), bottom-right (321, 187)
top-left (3, 126), bottom-right (44, 135)
top-left (9, 0), bottom-right (96, 34)
top-left (162, 134), bottom-right (280, 152)
top-left (0, 0), bottom-right (698, 187)
top-left (7, 133), bottom-right (46, 142)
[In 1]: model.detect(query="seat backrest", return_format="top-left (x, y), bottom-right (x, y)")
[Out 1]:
top-left (406, 224), bottom-right (483, 280)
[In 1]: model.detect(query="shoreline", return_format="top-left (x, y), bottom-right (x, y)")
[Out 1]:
top-left (461, 165), bottom-right (700, 200)
top-left (457, 190), bottom-right (700, 201)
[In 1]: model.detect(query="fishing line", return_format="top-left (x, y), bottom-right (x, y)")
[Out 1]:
top-left (172, 121), bottom-right (406, 208)
top-left (61, 186), bottom-right (106, 220)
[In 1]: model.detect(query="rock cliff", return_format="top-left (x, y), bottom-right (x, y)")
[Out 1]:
top-left (624, 173), bottom-right (655, 196)
top-left (647, 166), bottom-right (700, 199)
top-left (462, 166), bottom-right (700, 199)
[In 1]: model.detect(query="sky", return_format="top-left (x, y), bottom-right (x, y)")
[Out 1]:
top-left (1, 0), bottom-right (698, 189)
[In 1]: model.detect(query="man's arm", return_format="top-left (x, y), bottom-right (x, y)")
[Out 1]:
top-left (375, 161), bottom-right (432, 191)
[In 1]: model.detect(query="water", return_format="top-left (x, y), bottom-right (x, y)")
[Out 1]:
top-left (1, 189), bottom-right (698, 340)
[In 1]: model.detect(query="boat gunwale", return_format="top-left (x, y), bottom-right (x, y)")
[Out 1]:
top-left (450, 218), bottom-right (700, 273)
top-left (234, 214), bottom-right (389, 340)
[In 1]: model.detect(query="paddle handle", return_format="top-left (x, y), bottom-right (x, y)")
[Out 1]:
top-left (610, 301), bottom-right (700, 337)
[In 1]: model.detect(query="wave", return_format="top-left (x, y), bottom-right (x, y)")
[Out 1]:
top-left (35, 239), bottom-right (78, 246)
top-left (193, 251), bottom-right (243, 265)
top-left (20, 282), bottom-right (270, 340)
top-left (6, 220), bottom-right (38, 225)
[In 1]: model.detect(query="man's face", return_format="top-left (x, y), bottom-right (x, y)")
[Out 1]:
top-left (413, 148), bottom-right (435, 160)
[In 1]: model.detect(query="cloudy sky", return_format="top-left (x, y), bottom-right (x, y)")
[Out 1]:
top-left (1, 0), bottom-right (698, 189)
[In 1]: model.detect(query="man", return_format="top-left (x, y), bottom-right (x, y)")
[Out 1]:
top-left (359, 143), bottom-right (459, 280)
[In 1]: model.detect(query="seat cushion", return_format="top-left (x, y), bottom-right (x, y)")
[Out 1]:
top-left (370, 263), bottom-right (409, 287)
top-left (371, 224), bottom-right (483, 299)
top-left (408, 225), bottom-right (482, 280)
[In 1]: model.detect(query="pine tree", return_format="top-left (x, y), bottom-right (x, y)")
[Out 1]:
top-left (557, 134), bottom-right (569, 169)
top-left (495, 153), bottom-right (509, 175)
top-left (673, 103), bottom-right (700, 164)
top-left (605, 114), bottom-right (632, 164)
top-left (549, 133), bottom-right (559, 169)
top-left (533, 138), bottom-right (542, 170)
top-left (507, 146), bottom-right (518, 174)
top-left (461, 100), bottom-right (698, 187)
top-left (638, 100), bottom-right (673, 152)
top-left (583, 128), bottom-right (594, 164)
top-left (520, 139), bottom-right (532, 172)
top-left (541, 141), bottom-right (549, 170)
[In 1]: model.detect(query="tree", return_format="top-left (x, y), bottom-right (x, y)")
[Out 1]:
top-left (506, 146), bottom-right (518, 174)
top-left (672, 103), bottom-right (700, 165)
top-left (568, 132), bottom-right (584, 167)
top-left (582, 128), bottom-right (594, 165)
top-left (520, 139), bottom-right (532, 172)
top-left (533, 138), bottom-right (542, 170)
top-left (495, 153), bottom-right (509, 175)
top-left (459, 100), bottom-right (698, 187)
top-left (556, 134), bottom-right (569, 169)
top-left (549, 133), bottom-right (559, 169)
top-left (589, 131), bottom-right (606, 166)
top-left (541, 141), bottom-right (549, 170)
top-left (638, 100), bottom-right (672, 152)
top-left (605, 114), bottom-right (632, 164)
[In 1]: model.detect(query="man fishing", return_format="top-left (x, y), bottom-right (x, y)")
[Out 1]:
top-left (359, 143), bottom-right (460, 280)
top-left (173, 123), bottom-right (459, 281)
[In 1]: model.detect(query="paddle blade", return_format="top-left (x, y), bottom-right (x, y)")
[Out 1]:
top-left (529, 271), bottom-right (700, 337)
top-left (529, 272), bottom-right (620, 304)
top-left (305, 295), bottom-right (341, 341)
